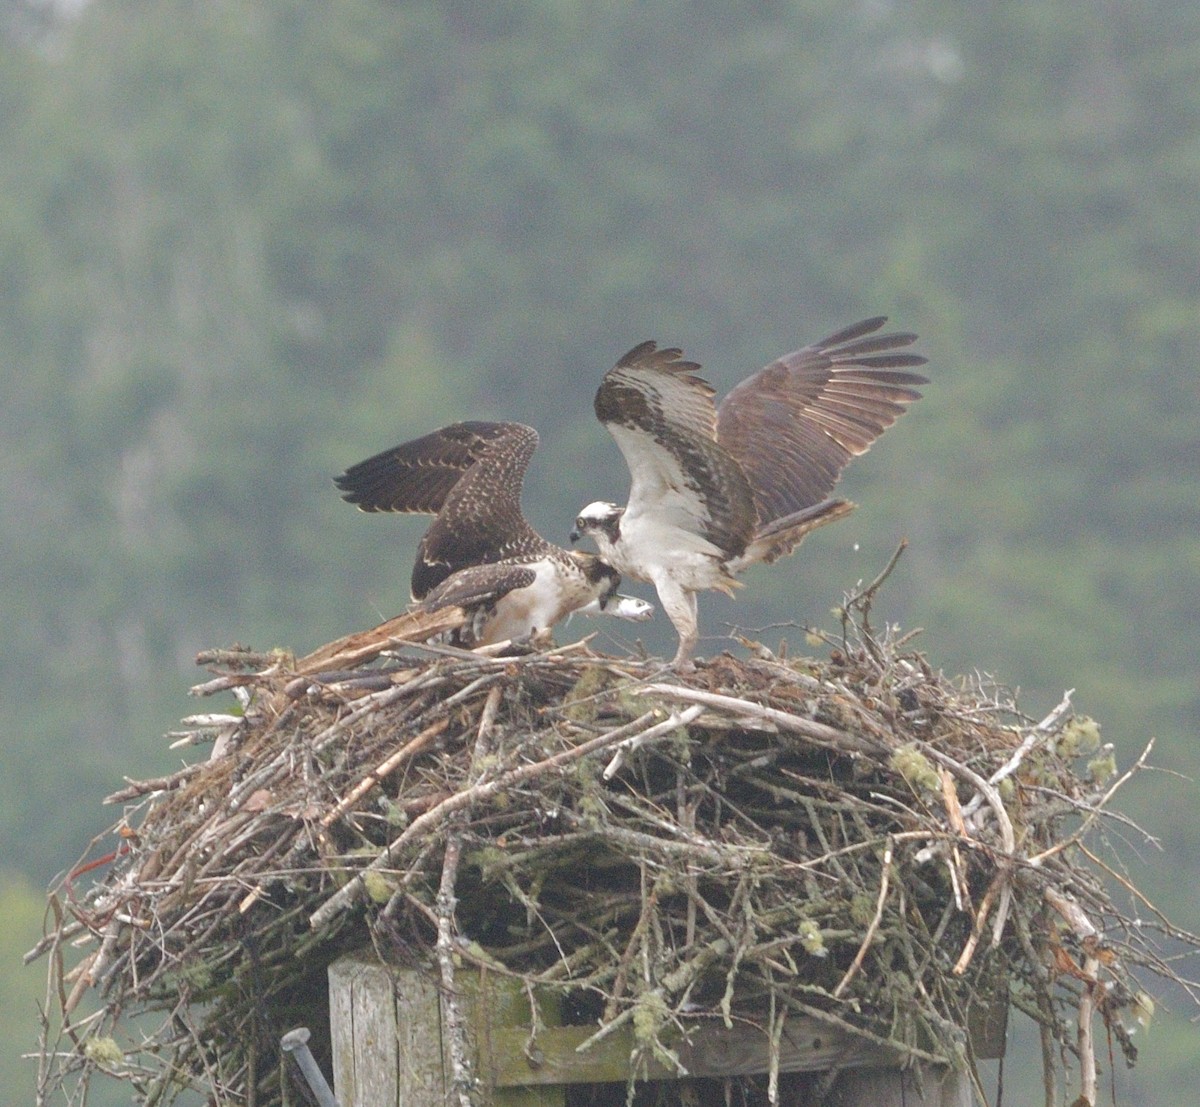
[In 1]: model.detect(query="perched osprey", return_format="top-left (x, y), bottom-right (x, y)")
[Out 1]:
top-left (336, 421), bottom-right (651, 648)
top-left (570, 317), bottom-right (927, 668)
top-left (415, 554), bottom-right (633, 648)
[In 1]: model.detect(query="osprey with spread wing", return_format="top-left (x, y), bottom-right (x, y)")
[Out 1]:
top-left (571, 317), bottom-right (927, 668)
top-left (336, 421), bottom-right (651, 648)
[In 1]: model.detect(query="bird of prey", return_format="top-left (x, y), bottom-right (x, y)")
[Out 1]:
top-left (570, 317), bottom-right (927, 668)
top-left (335, 421), bottom-right (651, 648)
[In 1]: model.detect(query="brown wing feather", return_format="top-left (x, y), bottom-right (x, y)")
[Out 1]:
top-left (716, 318), bottom-right (927, 526)
top-left (336, 421), bottom-right (550, 600)
top-left (335, 421), bottom-right (527, 514)
top-left (414, 424), bottom-right (549, 598)
top-left (596, 341), bottom-right (719, 442)
top-left (596, 342), bottom-right (757, 556)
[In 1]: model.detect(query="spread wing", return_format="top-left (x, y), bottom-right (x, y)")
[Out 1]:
top-left (335, 421), bottom-right (549, 600)
top-left (594, 342), bottom-right (757, 556)
top-left (715, 317), bottom-right (927, 527)
top-left (335, 420), bottom-right (528, 514)
top-left (420, 562), bottom-right (538, 613)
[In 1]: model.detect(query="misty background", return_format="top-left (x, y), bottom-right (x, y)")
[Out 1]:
top-left (1, 2), bottom-right (1196, 1104)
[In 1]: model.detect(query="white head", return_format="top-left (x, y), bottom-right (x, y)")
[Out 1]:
top-left (570, 501), bottom-right (624, 552)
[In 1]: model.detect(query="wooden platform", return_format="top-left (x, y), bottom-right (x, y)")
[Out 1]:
top-left (328, 954), bottom-right (1005, 1107)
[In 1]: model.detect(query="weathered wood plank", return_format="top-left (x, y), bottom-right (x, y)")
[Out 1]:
top-left (967, 990), bottom-right (1007, 1060)
top-left (358, 957), bottom-right (401, 1107)
top-left (329, 953), bottom-right (404, 1107)
top-left (461, 971), bottom-right (564, 1107)
top-left (330, 956), bottom-right (996, 1106)
top-left (486, 1017), bottom-right (900, 1086)
top-left (328, 957), bottom-right (366, 1106)
top-left (825, 1063), bottom-right (974, 1106)
top-left (394, 966), bottom-right (445, 1107)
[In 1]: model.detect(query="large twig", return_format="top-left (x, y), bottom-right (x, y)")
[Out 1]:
top-left (638, 684), bottom-right (888, 758)
top-left (1077, 954), bottom-right (1101, 1107)
top-left (842, 538), bottom-right (908, 661)
top-left (436, 834), bottom-right (475, 1107)
top-left (833, 836), bottom-right (893, 998)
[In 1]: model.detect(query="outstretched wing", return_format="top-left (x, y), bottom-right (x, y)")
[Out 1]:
top-left (335, 421), bottom-right (528, 514)
top-left (594, 342), bottom-right (756, 556)
top-left (716, 317), bottom-right (927, 527)
top-left (336, 421), bottom-right (548, 599)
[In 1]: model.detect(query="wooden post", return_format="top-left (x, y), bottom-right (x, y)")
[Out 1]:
top-left (330, 954), bottom-right (566, 1107)
top-left (329, 955), bottom-right (998, 1107)
top-left (329, 953), bottom-right (432, 1107)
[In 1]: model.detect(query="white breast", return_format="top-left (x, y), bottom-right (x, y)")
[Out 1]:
top-left (615, 513), bottom-right (729, 592)
top-left (476, 558), bottom-right (579, 645)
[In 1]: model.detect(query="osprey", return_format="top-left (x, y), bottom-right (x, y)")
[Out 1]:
top-left (571, 317), bottom-right (927, 668)
top-left (336, 421), bottom-right (651, 648)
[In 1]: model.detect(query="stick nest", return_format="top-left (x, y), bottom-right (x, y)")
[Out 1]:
top-left (32, 596), bottom-right (1196, 1106)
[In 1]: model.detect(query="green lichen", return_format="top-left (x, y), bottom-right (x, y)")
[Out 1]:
top-left (890, 744), bottom-right (941, 793)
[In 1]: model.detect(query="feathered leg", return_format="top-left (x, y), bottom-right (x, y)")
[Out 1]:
top-left (652, 572), bottom-right (700, 670)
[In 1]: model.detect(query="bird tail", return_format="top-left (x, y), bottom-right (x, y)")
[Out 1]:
top-left (728, 498), bottom-right (857, 572)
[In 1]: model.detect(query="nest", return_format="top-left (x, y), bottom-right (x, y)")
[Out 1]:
top-left (31, 584), bottom-right (1197, 1107)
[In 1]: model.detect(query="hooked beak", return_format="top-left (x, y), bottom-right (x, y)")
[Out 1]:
top-left (569, 527), bottom-right (581, 544)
